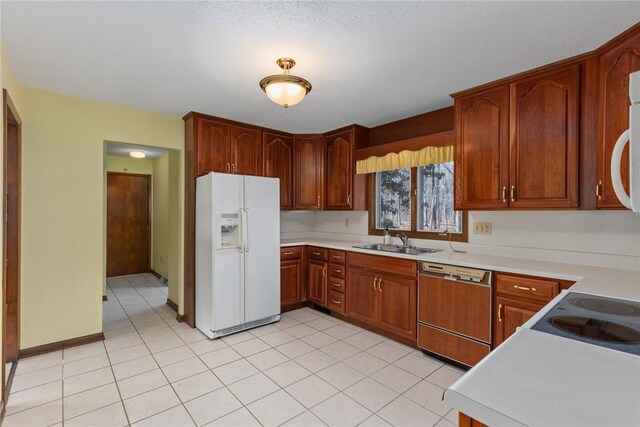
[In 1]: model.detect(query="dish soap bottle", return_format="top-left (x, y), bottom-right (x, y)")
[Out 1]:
top-left (383, 226), bottom-right (391, 244)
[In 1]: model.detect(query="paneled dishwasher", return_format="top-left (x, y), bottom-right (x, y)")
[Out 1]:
top-left (417, 262), bottom-right (492, 367)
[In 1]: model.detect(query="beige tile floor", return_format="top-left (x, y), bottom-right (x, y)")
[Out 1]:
top-left (4, 273), bottom-right (463, 427)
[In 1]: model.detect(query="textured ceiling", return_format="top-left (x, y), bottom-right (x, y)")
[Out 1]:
top-left (106, 141), bottom-right (168, 159)
top-left (1, 2), bottom-right (638, 133)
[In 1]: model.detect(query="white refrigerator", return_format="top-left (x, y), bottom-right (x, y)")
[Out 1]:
top-left (195, 173), bottom-right (280, 339)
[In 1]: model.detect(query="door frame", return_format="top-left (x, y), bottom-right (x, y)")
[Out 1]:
top-left (106, 172), bottom-right (152, 277)
top-left (2, 89), bottom-right (21, 408)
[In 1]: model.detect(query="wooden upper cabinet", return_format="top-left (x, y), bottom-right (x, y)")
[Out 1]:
top-left (325, 126), bottom-right (368, 211)
top-left (197, 119), bottom-right (230, 175)
top-left (263, 132), bottom-right (294, 210)
top-left (509, 65), bottom-right (580, 208)
top-left (454, 86), bottom-right (510, 210)
top-left (231, 126), bottom-right (261, 176)
top-left (294, 135), bottom-right (324, 210)
top-left (596, 28), bottom-right (640, 209)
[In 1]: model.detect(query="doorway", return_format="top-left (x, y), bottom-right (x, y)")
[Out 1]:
top-left (106, 172), bottom-right (151, 277)
top-left (2, 90), bottom-right (21, 401)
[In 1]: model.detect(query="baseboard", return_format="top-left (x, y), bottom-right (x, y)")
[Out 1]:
top-left (102, 295), bottom-right (108, 301)
top-left (150, 269), bottom-right (162, 279)
top-left (19, 332), bottom-right (105, 359)
top-left (176, 313), bottom-right (186, 323)
top-left (166, 298), bottom-right (178, 313)
top-left (281, 302), bottom-right (308, 313)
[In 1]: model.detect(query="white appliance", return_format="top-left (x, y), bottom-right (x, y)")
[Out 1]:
top-left (195, 172), bottom-right (280, 339)
top-left (611, 70), bottom-right (640, 213)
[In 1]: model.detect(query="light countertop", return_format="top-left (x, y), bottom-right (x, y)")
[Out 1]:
top-left (281, 238), bottom-right (640, 426)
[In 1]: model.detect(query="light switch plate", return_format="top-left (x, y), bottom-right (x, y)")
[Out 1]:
top-left (473, 222), bottom-right (492, 235)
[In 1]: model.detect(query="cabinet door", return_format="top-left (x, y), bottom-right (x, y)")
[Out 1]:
top-left (325, 130), bottom-right (354, 210)
top-left (231, 126), bottom-right (261, 176)
top-left (281, 259), bottom-right (302, 308)
top-left (494, 296), bottom-right (543, 347)
top-left (294, 135), bottom-right (324, 210)
top-left (197, 119), bottom-right (230, 175)
top-left (454, 86), bottom-right (510, 209)
top-left (509, 65), bottom-right (580, 208)
top-left (308, 261), bottom-right (327, 306)
top-left (378, 274), bottom-right (417, 339)
top-left (346, 268), bottom-right (379, 325)
top-left (263, 132), bottom-right (294, 210)
top-left (596, 33), bottom-right (640, 208)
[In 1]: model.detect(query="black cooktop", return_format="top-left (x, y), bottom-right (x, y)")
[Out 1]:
top-left (531, 292), bottom-right (640, 356)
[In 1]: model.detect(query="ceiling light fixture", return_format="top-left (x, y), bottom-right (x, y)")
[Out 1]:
top-left (259, 58), bottom-right (312, 108)
top-left (129, 150), bottom-right (146, 159)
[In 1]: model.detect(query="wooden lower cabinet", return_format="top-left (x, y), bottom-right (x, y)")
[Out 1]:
top-left (378, 273), bottom-right (417, 338)
top-left (494, 296), bottom-right (543, 347)
top-left (459, 413), bottom-right (488, 427)
top-left (346, 266), bottom-right (417, 340)
top-left (346, 268), bottom-right (379, 325)
top-left (280, 247), bottom-right (304, 309)
top-left (308, 261), bottom-right (327, 306)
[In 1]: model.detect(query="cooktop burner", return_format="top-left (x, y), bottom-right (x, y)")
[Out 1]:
top-left (567, 297), bottom-right (640, 316)
top-left (532, 293), bottom-right (640, 356)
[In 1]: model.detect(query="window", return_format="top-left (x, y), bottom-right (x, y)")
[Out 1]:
top-left (371, 161), bottom-right (466, 241)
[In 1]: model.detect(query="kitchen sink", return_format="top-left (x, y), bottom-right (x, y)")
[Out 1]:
top-left (354, 243), bottom-right (441, 255)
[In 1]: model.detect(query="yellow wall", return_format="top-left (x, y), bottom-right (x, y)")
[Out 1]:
top-left (106, 155), bottom-right (153, 175)
top-left (20, 87), bottom-right (184, 349)
top-left (152, 152), bottom-right (169, 279)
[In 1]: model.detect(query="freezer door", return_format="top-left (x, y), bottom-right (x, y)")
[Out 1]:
top-left (243, 176), bottom-right (281, 323)
top-left (207, 173), bottom-right (244, 332)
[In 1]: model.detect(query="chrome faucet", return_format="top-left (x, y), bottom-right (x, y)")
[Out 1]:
top-left (397, 233), bottom-right (410, 247)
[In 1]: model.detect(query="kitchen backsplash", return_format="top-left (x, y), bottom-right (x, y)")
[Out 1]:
top-left (281, 210), bottom-right (640, 270)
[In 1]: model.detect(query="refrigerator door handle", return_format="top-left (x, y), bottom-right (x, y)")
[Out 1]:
top-left (244, 208), bottom-right (250, 253)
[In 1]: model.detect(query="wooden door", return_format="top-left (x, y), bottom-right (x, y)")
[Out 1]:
top-left (454, 86), bottom-right (510, 209)
top-left (231, 125), bottom-right (261, 176)
top-left (107, 173), bottom-right (151, 277)
top-left (509, 65), bottom-right (580, 208)
top-left (308, 261), bottom-right (327, 306)
top-left (294, 135), bottom-right (324, 210)
top-left (281, 259), bottom-right (302, 307)
top-left (378, 274), bottom-right (417, 339)
top-left (3, 90), bottom-right (21, 369)
top-left (263, 132), bottom-right (294, 209)
top-left (596, 31), bottom-right (640, 208)
top-left (494, 296), bottom-right (543, 347)
top-left (325, 129), bottom-right (354, 210)
top-left (197, 118), bottom-right (230, 175)
top-left (346, 268), bottom-right (379, 325)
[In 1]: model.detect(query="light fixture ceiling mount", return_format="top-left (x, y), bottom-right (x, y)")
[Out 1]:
top-left (129, 150), bottom-right (146, 159)
top-left (259, 57), bottom-right (312, 108)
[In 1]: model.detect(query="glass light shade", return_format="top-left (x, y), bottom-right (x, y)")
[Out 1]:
top-left (264, 81), bottom-right (307, 108)
top-left (129, 150), bottom-right (146, 158)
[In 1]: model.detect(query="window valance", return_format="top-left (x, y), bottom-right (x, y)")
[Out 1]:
top-left (355, 145), bottom-right (454, 174)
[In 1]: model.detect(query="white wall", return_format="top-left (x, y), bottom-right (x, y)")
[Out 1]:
top-left (281, 210), bottom-right (640, 270)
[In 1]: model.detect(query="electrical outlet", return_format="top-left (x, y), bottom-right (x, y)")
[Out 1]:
top-left (473, 222), bottom-right (492, 235)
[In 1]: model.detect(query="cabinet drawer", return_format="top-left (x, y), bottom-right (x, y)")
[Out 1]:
top-left (329, 277), bottom-right (346, 293)
top-left (280, 246), bottom-right (302, 260)
top-left (308, 247), bottom-right (328, 261)
top-left (347, 252), bottom-right (417, 277)
top-left (329, 249), bottom-right (346, 264)
top-left (328, 291), bottom-right (346, 314)
top-left (496, 273), bottom-right (559, 303)
top-left (329, 264), bottom-right (345, 279)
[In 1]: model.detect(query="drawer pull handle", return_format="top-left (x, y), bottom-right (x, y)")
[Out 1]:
top-left (332, 269), bottom-right (341, 273)
top-left (332, 255), bottom-right (341, 259)
top-left (332, 282), bottom-right (341, 287)
top-left (513, 285), bottom-right (536, 292)
top-left (502, 186), bottom-right (507, 203)
top-left (331, 299), bottom-right (341, 304)
top-left (283, 251), bottom-right (294, 255)
top-left (510, 185), bottom-right (516, 202)
top-left (312, 251), bottom-right (321, 256)
top-left (498, 303), bottom-right (502, 322)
